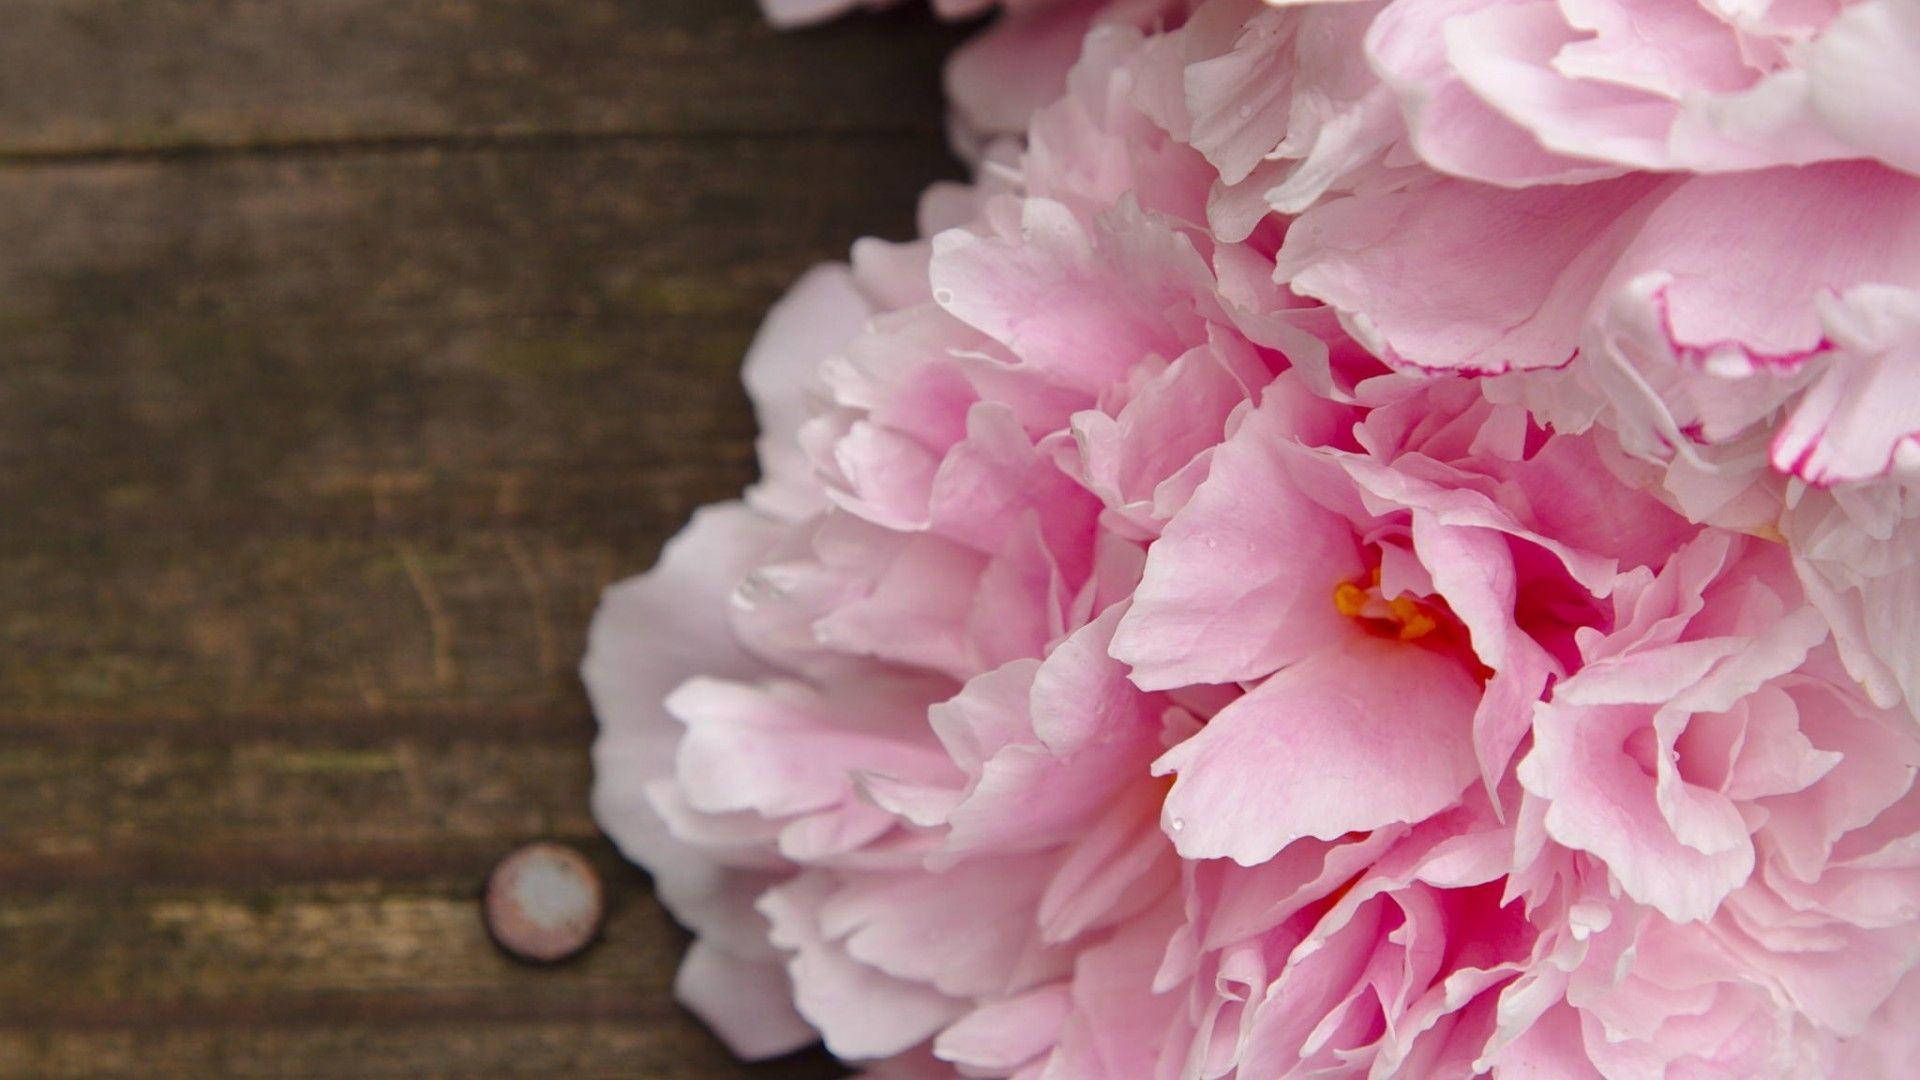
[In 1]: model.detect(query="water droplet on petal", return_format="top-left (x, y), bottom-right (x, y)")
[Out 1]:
top-left (1169, 817), bottom-right (1186, 833)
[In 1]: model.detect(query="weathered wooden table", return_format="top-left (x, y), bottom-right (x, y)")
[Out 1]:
top-left (0, 3), bottom-right (965, 1074)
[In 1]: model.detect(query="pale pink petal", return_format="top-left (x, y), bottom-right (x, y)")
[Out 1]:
top-left (745, 264), bottom-right (874, 519)
top-left (586, 504), bottom-right (779, 796)
top-left (1052, 336), bottom-right (1257, 536)
top-left (1596, 163), bottom-right (1920, 363)
top-left (1407, 514), bottom-right (1558, 792)
top-left (1551, 0), bottom-right (1752, 98)
top-left (1365, 0), bottom-right (1625, 186)
top-left (676, 940), bottom-right (817, 1059)
top-left (1275, 173), bottom-right (1671, 373)
top-left (1153, 638), bottom-right (1481, 865)
top-left (1110, 394), bottom-right (1365, 689)
top-left (1038, 900), bottom-right (1186, 1079)
top-left (1773, 286), bottom-right (1920, 484)
top-left (1523, 699), bottom-right (1756, 923)
top-left (947, 0), bottom-right (1109, 154)
top-left (934, 984), bottom-right (1074, 1074)
top-left (584, 504), bottom-right (796, 963)
top-left (1805, 0), bottom-right (1920, 177)
top-left (1255, 1), bottom-right (1403, 216)
top-left (1486, 1002), bottom-right (1606, 1079)
top-left (1183, 8), bottom-right (1298, 185)
top-left (1035, 783), bottom-right (1177, 942)
top-left (670, 677), bottom-right (949, 819)
top-left (928, 401), bottom-right (1102, 567)
top-left (930, 197), bottom-right (1215, 397)
top-left (762, 875), bottom-right (967, 1061)
top-left (1446, 0), bottom-right (1677, 169)
top-left (1836, 965), bottom-right (1920, 1075)
top-left (821, 858), bottom-right (1074, 1001)
top-left (1028, 603), bottom-right (1157, 755)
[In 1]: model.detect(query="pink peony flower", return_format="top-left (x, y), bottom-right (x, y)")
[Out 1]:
top-left (585, 0), bottom-right (1920, 1075)
top-left (1260, 0), bottom-right (1920, 718)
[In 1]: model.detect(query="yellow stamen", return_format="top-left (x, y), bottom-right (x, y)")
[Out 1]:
top-left (1389, 595), bottom-right (1438, 641)
top-left (1332, 581), bottom-right (1370, 618)
top-left (1333, 573), bottom-right (1442, 641)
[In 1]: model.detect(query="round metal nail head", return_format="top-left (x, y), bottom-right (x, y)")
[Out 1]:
top-left (484, 842), bottom-right (604, 963)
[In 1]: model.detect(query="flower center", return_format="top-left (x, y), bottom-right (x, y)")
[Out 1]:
top-left (1331, 568), bottom-right (1441, 642)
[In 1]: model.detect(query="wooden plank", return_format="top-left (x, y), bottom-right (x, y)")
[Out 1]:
top-left (0, 0), bottom-right (968, 156)
top-left (0, 873), bottom-right (673, 1010)
top-left (0, 136), bottom-right (955, 722)
top-left (0, 873), bottom-right (842, 1077)
top-left (0, 2), bottom-right (967, 1072)
top-left (0, 530), bottom-right (636, 721)
top-left (0, 1026), bottom-right (842, 1079)
top-left (0, 729), bottom-right (597, 890)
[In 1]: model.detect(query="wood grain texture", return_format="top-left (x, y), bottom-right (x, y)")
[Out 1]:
top-left (0, 0), bottom-right (964, 156)
top-left (0, 1), bottom-right (967, 1075)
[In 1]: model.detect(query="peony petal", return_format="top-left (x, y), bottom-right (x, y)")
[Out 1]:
top-left (1111, 393), bottom-right (1366, 689)
top-left (745, 264), bottom-right (874, 519)
top-left (1365, 0), bottom-right (1625, 186)
top-left (1275, 172), bottom-right (1670, 374)
top-left (762, 874), bottom-right (966, 1061)
top-left (1152, 638), bottom-right (1481, 865)
top-left (934, 983), bottom-right (1074, 1074)
top-left (931, 197), bottom-right (1215, 397)
top-left (1597, 163), bottom-right (1920, 363)
top-left (1773, 286), bottom-right (1920, 485)
top-left (676, 940), bottom-right (818, 1059)
top-left (1521, 702), bottom-right (1753, 922)
top-left (1804, 0), bottom-right (1920, 177)
top-left (821, 858), bottom-right (1074, 1000)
